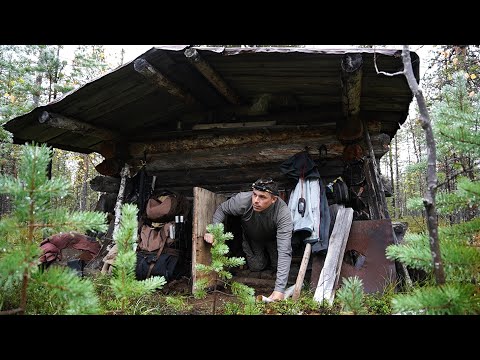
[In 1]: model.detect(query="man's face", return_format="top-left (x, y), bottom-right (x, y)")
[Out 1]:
top-left (252, 189), bottom-right (277, 212)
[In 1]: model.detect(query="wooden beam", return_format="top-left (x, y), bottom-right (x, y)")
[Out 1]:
top-left (337, 53), bottom-right (364, 142)
top-left (129, 127), bottom-right (337, 157)
top-left (140, 138), bottom-right (342, 172)
top-left (133, 58), bottom-right (198, 105)
top-left (192, 120), bottom-right (276, 131)
top-left (184, 48), bottom-right (242, 105)
top-left (129, 122), bottom-right (337, 142)
top-left (128, 131), bottom-right (389, 172)
top-left (38, 111), bottom-right (119, 141)
top-left (314, 206), bottom-right (353, 305)
top-left (341, 53), bottom-right (363, 117)
top-left (191, 187), bottom-right (228, 292)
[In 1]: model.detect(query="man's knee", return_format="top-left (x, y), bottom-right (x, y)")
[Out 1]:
top-left (247, 258), bottom-right (267, 271)
top-left (242, 240), bottom-right (268, 271)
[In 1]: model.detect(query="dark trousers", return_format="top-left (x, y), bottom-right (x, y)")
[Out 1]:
top-left (242, 238), bottom-right (277, 271)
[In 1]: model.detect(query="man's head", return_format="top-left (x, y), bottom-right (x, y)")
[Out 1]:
top-left (251, 177), bottom-right (279, 212)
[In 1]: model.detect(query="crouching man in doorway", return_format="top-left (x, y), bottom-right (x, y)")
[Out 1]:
top-left (204, 177), bottom-right (293, 301)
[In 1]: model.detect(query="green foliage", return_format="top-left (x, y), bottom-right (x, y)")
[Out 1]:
top-left (363, 292), bottom-right (393, 315)
top-left (0, 143), bottom-right (108, 314)
top-left (109, 203), bottom-right (166, 313)
top-left (405, 160), bottom-right (427, 175)
top-left (225, 281), bottom-right (262, 315)
top-left (27, 266), bottom-right (101, 314)
top-left (164, 296), bottom-right (193, 314)
top-left (263, 291), bottom-right (330, 315)
top-left (392, 283), bottom-right (480, 315)
top-left (387, 227), bottom-right (480, 284)
top-left (70, 45), bottom-right (109, 83)
top-left (194, 223), bottom-right (256, 314)
top-left (433, 71), bottom-right (480, 159)
top-left (406, 197), bottom-right (426, 212)
top-left (387, 71), bottom-right (480, 315)
top-left (398, 215), bottom-right (427, 234)
top-left (336, 276), bottom-right (367, 315)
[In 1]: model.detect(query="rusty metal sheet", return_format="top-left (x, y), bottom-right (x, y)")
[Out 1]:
top-left (311, 219), bottom-right (397, 294)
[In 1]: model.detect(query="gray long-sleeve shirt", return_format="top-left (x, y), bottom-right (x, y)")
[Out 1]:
top-left (212, 191), bottom-right (293, 293)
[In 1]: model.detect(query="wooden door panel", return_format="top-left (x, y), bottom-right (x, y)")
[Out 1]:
top-left (191, 187), bottom-right (227, 292)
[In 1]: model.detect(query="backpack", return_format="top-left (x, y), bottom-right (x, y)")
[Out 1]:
top-left (145, 191), bottom-right (190, 223)
top-left (138, 222), bottom-right (175, 252)
top-left (326, 177), bottom-right (349, 204)
top-left (135, 248), bottom-right (183, 281)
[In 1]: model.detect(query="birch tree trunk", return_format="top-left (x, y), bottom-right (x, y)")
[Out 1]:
top-left (113, 163), bottom-right (130, 239)
top-left (401, 46), bottom-right (445, 285)
top-left (388, 142), bottom-right (396, 218)
top-left (80, 153), bottom-right (89, 211)
top-left (394, 135), bottom-right (400, 218)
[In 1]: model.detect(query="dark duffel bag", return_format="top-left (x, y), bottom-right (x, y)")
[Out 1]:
top-left (135, 249), bottom-right (181, 282)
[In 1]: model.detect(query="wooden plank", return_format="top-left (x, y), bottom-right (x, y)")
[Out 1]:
top-left (191, 187), bottom-right (227, 292)
top-left (314, 206), bottom-right (353, 304)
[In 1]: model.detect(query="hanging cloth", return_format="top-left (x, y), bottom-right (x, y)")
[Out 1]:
top-left (280, 150), bottom-right (320, 180)
top-left (288, 178), bottom-right (320, 243)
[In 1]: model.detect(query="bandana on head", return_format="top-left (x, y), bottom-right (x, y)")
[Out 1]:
top-left (252, 178), bottom-right (279, 196)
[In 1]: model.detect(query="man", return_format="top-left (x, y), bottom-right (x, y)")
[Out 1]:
top-left (204, 177), bottom-right (293, 301)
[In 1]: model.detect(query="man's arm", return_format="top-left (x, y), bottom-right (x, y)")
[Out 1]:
top-left (212, 192), bottom-right (251, 223)
top-left (205, 192), bottom-right (251, 243)
top-left (272, 204), bottom-right (293, 295)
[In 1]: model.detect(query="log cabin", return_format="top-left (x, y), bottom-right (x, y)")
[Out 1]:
top-left (3, 46), bottom-right (419, 298)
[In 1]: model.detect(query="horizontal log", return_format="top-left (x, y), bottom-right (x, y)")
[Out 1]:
top-left (143, 142), bottom-right (343, 171)
top-left (128, 122), bottom-right (336, 143)
top-left (132, 135), bottom-right (389, 173)
top-left (38, 111), bottom-right (119, 141)
top-left (192, 120), bottom-right (276, 130)
top-left (129, 127), bottom-right (337, 157)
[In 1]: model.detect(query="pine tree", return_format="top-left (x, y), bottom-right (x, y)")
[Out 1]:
top-left (108, 202), bottom-right (166, 314)
top-left (194, 223), bottom-right (258, 314)
top-left (386, 71), bottom-right (480, 315)
top-left (336, 276), bottom-right (367, 315)
top-left (0, 143), bottom-right (108, 314)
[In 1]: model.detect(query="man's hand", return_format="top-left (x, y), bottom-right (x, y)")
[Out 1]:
top-left (268, 290), bottom-right (285, 301)
top-left (204, 233), bottom-right (214, 244)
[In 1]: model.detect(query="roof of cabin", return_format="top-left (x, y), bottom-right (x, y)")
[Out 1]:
top-left (3, 46), bottom-right (419, 193)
